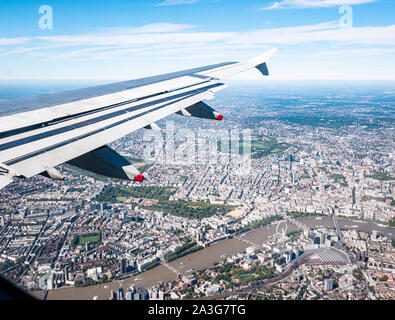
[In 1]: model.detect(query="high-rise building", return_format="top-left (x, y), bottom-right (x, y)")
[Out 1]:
top-left (120, 257), bottom-right (127, 275)
top-left (125, 290), bottom-right (133, 301)
top-left (148, 287), bottom-right (158, 300)
top-left (133, 293), bottom-right (141, 301)
top-left (130, 284), bottom-right (136, 294)
top-left (118, 287), bottom-right (124, 301)
top-left (356, 251), bottom-right (361, 261)
top-left (324, 279), bottom-right (334, 291)
top-left (128, 259), bottom-right (136, 270)
top-left (196, 232), bottom-right (202, 243)
top-left (138, 287), bottom-right (149, 300)
top-left (110, 290), bottom-right (117, 300)
top-left (319, 231), bottom-right (327, 245)
top-left (158, 290), bottom-right (165, 300)
top-left (283, 251), bottom-right (295, 263)
top-left (47, 273), bottom-right (54, 290)
top-left (362, 251), bottom-right (367, 262)
top-left (294, 247), bottom-right (303, 257)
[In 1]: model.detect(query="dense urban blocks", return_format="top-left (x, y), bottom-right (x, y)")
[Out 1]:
top-left (0, 83), bottom-right (394, 300)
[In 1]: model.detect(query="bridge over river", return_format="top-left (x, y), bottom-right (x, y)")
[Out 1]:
top-left (44, 216), bottom-right (394, 300)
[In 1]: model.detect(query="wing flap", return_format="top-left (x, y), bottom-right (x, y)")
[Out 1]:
top-left (67, 145), bottom-right (144, 181)
top-left (176, 102), bottom-right (222, 121)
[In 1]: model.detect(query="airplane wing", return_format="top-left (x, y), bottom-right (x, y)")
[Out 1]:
top-left (0, 49), bottom-right (277, 189)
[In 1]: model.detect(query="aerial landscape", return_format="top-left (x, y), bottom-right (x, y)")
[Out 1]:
top-left (1, 80), bottom-right (394, 300)
top-left (0, 0), bottom-right (394, 307)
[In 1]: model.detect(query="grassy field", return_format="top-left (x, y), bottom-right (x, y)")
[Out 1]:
top-left (79, 234), bottom-right (100, 245)
top-left (72, 233), bottom-right (101, 246)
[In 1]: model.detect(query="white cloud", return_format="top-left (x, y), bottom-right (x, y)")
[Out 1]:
top-left (1, 21), bottom-right (394, 60)
top-left (103, 23), bottom-right (196, 34)
top-left (261, 0), bottom-right (376, 10)
top-left (1, 21), bottom-right (395, 62)
top-left (1, 20), bottom-right (395, 80)
top-left (0, 37), bottom-right (31, 45)
top-left (230, 22), bottom-right (395, 46)
top-left (155, 0), bottom-right (198, 6)
top-left (36, 31), bottom-right (234, 47)
top-left (28, 21), bottom-right (395, 50)
top-left (305, 47), bottom-right (395, 56)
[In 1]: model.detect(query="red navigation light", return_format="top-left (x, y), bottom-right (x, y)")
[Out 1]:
top-left (216, 114), bottom-right (223, 121)
top-left (133, 173), bottom-right (144, 182)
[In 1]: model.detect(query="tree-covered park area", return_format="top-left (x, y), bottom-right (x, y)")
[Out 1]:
top-left (144, 200), bottom-right (234, 219)
top-left (95, 185), bottom-right (233, 219)
top-left (231, 264), bottom-right (275, 284)
top-left (365, 169), bottom-right (395, 181)
top-left (198, 262), bottom-right (276, 286)
top-left (288, 211), bottom-right (325, 218)
top-left (217, 135), bottom-right (290, 159)
top-left (165, 241), bottom-right (203, 262)
top-left (330, 173), bottom-right (348, 186)
top-left (249, 137), bottom-right (290, 159)
top-left (95, 185), bottom-right (177, 203)
top-left (287, 230), bottom-right (302, 241)
top-left (352, 268), bottom-right (364, 281)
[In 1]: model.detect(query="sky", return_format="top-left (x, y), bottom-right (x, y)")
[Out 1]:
top-left (0, 0), bottom-right (394, 80)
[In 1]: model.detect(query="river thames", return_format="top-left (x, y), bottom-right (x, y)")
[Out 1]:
top-left (43, 217), bottom-right (394, 300)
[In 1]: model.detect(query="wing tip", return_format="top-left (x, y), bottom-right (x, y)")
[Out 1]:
top-left (247, 48), bottom-right (278, 66)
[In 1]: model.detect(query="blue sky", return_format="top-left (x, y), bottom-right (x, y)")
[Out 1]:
top-left (0, 0), bottom-right (394, 80)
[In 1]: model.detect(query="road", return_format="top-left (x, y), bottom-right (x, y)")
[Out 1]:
top-left (332, 208), bottom-right (343, 240)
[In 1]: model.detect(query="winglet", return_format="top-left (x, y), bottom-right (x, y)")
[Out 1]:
top-left (247, 48), bottom-right (278, 77)
top-left (197, 48), bottom-right (278, 80)
top-left (247, 48), bottom-right (278, 66)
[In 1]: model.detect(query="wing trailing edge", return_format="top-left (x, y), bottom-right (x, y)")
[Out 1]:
top-left (0, 49), bottom-right (278, 190)
top-left (0, 163), bottom-right (14, 190)
top-left (40, 167), bottom-right (64, 180)
top-left (67, 146), bottom-right (144, 182)
top-left (176, 101), bottom-right (223, 121)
